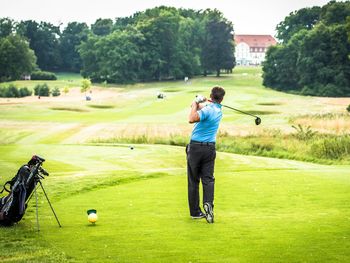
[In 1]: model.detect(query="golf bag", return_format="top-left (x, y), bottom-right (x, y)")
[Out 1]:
top-left (0, 155), bottom-right (47, 226)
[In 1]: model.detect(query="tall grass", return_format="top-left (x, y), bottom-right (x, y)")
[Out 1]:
top-left (311, 135), bottom-right (350, 159)
top-left (92, 131), bottom-right (350, 164)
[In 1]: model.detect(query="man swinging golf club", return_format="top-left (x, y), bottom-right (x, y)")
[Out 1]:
top-left (186, 86), bottom-right (225, 223)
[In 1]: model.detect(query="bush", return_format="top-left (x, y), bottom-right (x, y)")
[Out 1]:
top-left (347, 105), bottom-right (350, 113)
top-left (34, 83), bottom-right (50, 96)
top-left (7, 84), bottom-right (20, 98)
top-left (51, 87), bottom-right (61, 97)
top-left (0, 84), bottom-right (32, 98)
top-left (30, 71), bottom-right (57, 80)
top-left (291, 124), bottom-right (318, 140)
top-left (19, 87), bottom-right (32, 97)
top-left (311, 135), bottom-right (350, 160)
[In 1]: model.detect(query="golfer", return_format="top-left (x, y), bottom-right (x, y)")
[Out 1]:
top-left (186, 86), bottom-right (225, 223)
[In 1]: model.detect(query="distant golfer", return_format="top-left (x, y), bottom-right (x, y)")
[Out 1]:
top-left (186, 86), bottom-right (225, 223)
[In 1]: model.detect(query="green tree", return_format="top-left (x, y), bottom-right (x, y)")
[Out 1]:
top-left (79, 29), bottom-right (143, 83)
top-left (320, 0), bottom-right (350, 25)
top-left (78, 35), bottom-right (100, 80)
top-left (34, 83), bottom-right (50, 96)
top-left (16, 20), bottom-right (61, 70)
top-left (276, 6), bottom-right (321, 43)
top-left (51, 87), bottom-right (61, 97)
top-left (297, 23), bottom-right (350, 96)
top-left (79, 7), bottom-right (235, 83)
top-left (60, 22), bottom-right (89, 72)
top-left (81, 78), bottom-right (91, 96)
top-left (63, 86), bottom-right (69, 95)
top-left (0, 35), bottom-right (37, 81)
top-left (91, 18), bottom-right (113, 36)
top-left (0, 17), bottom-right (15, 37)
top-left (136, 7), bottom-right (183, 80)
top-left (201, 9), bottom-right (235, 77)
top-left (263, 1), bottom-right (350, 97)
top-left (176, 16), bottom-right (203, 77)
top-left (262, 30), bottom-right (307, 91)
top-left (347, 17), bottom-right (350, 44)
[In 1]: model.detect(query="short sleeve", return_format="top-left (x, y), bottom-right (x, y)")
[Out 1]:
top-left (197, 106), bottom-right (211, 122)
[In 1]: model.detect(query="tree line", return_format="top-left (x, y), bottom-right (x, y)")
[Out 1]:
top-left (0, 6), bottom-right (235, 83)
top-left (262, 0), bottom-right (350, 97)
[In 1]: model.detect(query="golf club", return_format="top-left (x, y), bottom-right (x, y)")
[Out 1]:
top-left (208, 99), bottom-right (261, 125)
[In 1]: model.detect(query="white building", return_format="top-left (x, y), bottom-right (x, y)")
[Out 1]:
top-left (235, 35), bottom-right (277, 65)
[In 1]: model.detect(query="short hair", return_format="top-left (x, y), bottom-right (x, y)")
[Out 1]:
top-left (211, 86), bottom-right (225, 102)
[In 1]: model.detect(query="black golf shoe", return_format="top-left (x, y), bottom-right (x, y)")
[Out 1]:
top-left (191, 211), bottom-right (205, 219)
top-left (204, 202), bottom-right (214, 223)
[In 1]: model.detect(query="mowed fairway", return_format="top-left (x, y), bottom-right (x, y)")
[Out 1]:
top-left (1, 68), bottom-right (350, 262)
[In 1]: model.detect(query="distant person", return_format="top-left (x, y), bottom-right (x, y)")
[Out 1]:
top-left (186, 86), bottom-right (225, 223)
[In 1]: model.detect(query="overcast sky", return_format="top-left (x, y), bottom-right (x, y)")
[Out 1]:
top-left (1, 0), bottom-right (333, 36)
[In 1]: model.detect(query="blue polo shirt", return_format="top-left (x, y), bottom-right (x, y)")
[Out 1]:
top-left (191, 103), bottom-right (222, 143)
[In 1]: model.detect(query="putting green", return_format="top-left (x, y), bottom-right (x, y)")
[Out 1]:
top-left (2, 144), bottom-right (348, 262)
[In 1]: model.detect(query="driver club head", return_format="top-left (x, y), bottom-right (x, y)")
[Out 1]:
top-left (255, 117), bottom-right (261, 125)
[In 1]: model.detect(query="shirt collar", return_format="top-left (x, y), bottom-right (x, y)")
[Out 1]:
top-left (211, 102), bottom-right (222, 108)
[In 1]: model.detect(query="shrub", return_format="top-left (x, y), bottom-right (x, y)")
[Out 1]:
top-left (19, 87), bottom-right (32, 97)
top-left (291, 124), bottom-right (317, 140)
top-left (311, 135), bottom-right (350, 160)
top-left (347, 104), bottom-right (350, 113)
top-left (31, 71), bottom-right (57, 80)
top-left (0, 84), bottom-right (32, 98)
top-left (51, 87), bottom-right (61, 97)
top-left (34, 83), bottom-right (50, 96)
top-left (7, 84), bottom-right (20, 98)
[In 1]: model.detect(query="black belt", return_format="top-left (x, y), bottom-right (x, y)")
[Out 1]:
top-left (190, 140), bottom-right (215, 146)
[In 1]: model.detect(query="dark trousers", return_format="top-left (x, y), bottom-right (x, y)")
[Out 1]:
top-left (186, 143), bottom-right (216, 216)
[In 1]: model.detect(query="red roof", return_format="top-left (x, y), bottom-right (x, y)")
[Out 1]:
top-left (235, 35), bottom-right (277, 48)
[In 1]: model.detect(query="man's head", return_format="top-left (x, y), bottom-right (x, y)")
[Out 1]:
top-left (210, 86), bottom-right (225, 103)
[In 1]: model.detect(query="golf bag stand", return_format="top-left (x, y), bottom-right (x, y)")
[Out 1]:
top-left (27, 178), bottom-right (62, 232)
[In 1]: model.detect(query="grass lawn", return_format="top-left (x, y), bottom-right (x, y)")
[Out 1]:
top-left (1, 67), bottom-right (350, 262)
top-left (1, 144), bottom-right (350, 262)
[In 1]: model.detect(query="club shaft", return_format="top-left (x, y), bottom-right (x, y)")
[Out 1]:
top-left (221, 104), bottom-right (259, 118)
top-left (208, 100), bottom-right (259, 118)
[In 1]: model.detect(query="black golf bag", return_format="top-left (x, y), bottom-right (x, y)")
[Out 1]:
top-left (0, 155), bottom-right (48, 226)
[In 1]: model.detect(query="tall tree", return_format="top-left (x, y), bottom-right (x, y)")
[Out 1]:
top-left (60, 22), bottom-right (89, 72)
top-left (297, 23), bottom-right (350, 96)
top-left (201, 9), bottom-right (235, 77)
top-left (136, 7), bottom-right (182, 80)
top-left (263, 0), bottom-right (350, 97)
top-left (0, 35), bottom-right (37, 81)
top-left (262, 30), bottom-right (307, 91)
top-left (79, 28), bottom-right (143, 83)
top-left (320, 0), bottom-right (350, 25)
top-left (16, 20), bottom-right (61, 70)
top-left (91, 18), bottom-right (113, 36)
top-left (0, 18), bottom-right (15, 37)
top-left (275, 6), bottom-right (321, 43)
top-left (78, 35), bottom-right (100, 80)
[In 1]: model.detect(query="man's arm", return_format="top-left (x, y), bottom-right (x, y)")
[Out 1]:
top-left (189, 101), bottom-right (203, 123)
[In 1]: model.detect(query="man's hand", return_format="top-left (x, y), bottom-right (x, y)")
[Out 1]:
top-left (195, 95), bottom-right (206, 104)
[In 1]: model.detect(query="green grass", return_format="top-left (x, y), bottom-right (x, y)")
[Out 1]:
top-left (1, 67), bottom-right (350, 262)
top-left (1, 144), bottom-right (350, 262)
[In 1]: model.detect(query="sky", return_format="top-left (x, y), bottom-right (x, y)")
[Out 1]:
top-left (0, 0), bottom-right (334, 36)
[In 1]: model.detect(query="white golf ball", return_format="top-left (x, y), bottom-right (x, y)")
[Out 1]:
top-left (88, 213), bottom-right (98, 223)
